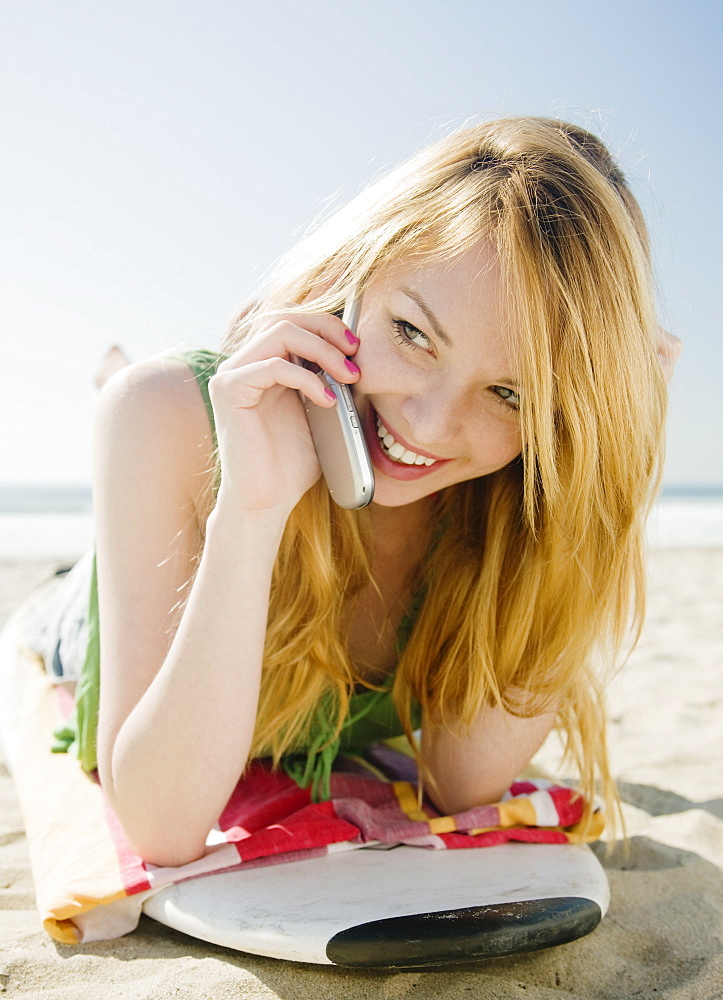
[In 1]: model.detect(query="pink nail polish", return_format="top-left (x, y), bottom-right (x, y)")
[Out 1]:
top-left (345, 329), bottom-right (360, 345)
top-left (324, 387), bottom-right (336, 401)
top-left (344, 359), bottom-right (360, 375)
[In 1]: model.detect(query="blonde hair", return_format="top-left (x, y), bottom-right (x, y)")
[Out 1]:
top-left (223, 117), bottom-right (667, 823)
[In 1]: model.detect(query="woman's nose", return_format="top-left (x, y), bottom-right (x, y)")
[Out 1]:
top-left (400, 381), bottom-right (467, 450)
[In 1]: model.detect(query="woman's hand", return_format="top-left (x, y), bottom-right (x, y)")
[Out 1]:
top-left (209, 312), bottom-right (360, 515)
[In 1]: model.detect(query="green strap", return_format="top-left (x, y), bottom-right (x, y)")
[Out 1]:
top-left (168, 348), bottom-right (227, 447)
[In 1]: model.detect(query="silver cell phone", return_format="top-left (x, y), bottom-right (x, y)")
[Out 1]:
top-left (297, 293), bottom-right (375, 509)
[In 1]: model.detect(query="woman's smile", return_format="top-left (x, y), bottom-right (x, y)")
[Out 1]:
top-left (363, 404), bottom-right (451, 482)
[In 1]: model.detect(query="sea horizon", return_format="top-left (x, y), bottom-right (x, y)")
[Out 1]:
top-left (0, 482), bottom-right (721, 560)
top-left (0, 481), bottom-right (722, 513)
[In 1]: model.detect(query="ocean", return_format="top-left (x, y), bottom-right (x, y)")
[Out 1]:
top-left (0, 485), bottom-right (94, 561)
top-left (0, 484), bottom-right (721, 561)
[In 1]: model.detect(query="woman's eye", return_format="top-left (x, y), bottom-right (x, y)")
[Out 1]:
top-left (493, 385), bottom-right (520, 409)
top-left (393, 320), bottom-right (432, 352)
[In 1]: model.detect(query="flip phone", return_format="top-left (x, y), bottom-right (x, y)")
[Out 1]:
top-left (297, 293), bottom-right (375, 509)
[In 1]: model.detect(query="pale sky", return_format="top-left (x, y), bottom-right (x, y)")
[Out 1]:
top-left (1, 0), bottom-right (721, 486)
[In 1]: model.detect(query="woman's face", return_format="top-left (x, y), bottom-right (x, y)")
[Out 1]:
top-left (353, 241), bottom-right (523, 508)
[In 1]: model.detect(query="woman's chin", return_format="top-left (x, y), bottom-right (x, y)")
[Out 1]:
top-left (369, 473), bottom-right (442, 508)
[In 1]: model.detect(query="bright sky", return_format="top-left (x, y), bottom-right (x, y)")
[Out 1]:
top-left (1, 0), bottom-right (721, 486)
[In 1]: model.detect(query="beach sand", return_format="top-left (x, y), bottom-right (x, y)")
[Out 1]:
top-left (1, 551), bottom-right (722, 1000)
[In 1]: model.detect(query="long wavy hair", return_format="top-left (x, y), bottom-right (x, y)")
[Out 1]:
top-left (222, 117), bottom-right (667, 822)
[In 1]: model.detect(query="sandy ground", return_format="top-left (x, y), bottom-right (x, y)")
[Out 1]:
top-left (1, 551), bottom-right (722, 1000)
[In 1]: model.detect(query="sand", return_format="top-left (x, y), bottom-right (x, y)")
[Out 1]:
top-left (1, 551), bottom-right (722, 1000)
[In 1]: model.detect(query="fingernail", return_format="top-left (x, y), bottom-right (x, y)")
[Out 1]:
top-left (324, 387), bottom-right (336, 401)
top-left (345, 329), bottom-right (360, 345)
top-left (344, 359), bottom-right (360, 375)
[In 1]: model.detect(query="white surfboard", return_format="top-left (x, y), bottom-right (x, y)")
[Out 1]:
top-left (142, 841), bottom-right (609, 967)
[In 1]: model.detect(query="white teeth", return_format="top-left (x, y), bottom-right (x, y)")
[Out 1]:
top-left (375, 416), bottom-right (438, 467)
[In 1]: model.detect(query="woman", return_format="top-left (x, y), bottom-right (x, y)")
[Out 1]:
top-left (46, 117), bottom-right (675, 868)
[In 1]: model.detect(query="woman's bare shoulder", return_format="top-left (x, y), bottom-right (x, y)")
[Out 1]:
top-left (97, 353), bottom-right (210, 413)
top-left (94, 354), bottom-right (217, 518)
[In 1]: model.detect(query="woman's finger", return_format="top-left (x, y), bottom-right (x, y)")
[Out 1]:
top-left (210, 357), bottom-right (338, 410)
top-left (219, 314), bottom-right (360, 380)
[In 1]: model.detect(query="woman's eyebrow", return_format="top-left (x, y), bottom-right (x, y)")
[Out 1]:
top-left (399, 286), bottom-right (453, 347)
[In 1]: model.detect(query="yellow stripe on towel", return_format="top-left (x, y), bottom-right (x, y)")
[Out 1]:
top-left (392, 783), bottom-right (457, 832)
top-left (564, 810), bottom-right (606, 843)
top-left (427, 815), bottom-right (458, 834)
top-left (496, 796), bottom-right (538, 827)
top-left (393, 781), bottom-right (429, 822)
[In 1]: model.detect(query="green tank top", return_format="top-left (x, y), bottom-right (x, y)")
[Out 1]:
top-left (53, 348), bottom-right (423, 800)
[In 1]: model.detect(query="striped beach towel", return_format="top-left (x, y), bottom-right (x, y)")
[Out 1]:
top-left (2, 621), bottom-right (603, 945)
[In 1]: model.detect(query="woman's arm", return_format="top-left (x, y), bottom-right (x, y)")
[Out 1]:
top-left (95, 314), bottom-right (360, 867)
top-left (94, 358), bottom-right (289, 866)
top-left (421, 701), bottom-right (557, 815)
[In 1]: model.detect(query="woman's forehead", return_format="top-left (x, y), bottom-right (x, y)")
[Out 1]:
top-left (372, 242), bottom-right (503, 324)
top-left (376, 240), bottom-right (497, 287)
